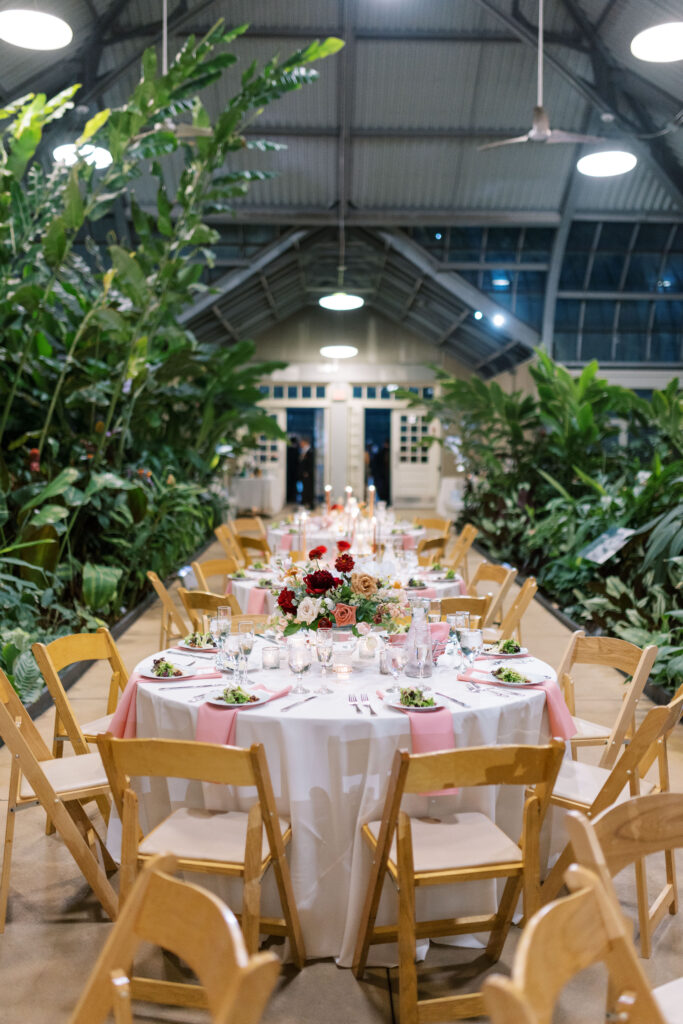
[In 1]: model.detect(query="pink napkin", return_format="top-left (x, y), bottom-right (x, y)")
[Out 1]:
top-left (108, 669), bottom-right (222, 739)
top-left (429, 621), bottom-right (450, 661)
top-left (458, 667), bottom-right (577, 740)
top-left (376, 687), bottom-right (457, 795)
top-left (247, 588), bottom-right (267, 614)
top-left (409, 586), bottom-right (437, 598)
top-left (195, 683), bottom-right (292, 746)
top-left (403, 534), bottom-right (416, 550)
top-left (224, 579), bottom-right (233, 596)
top-left (279, 534), bottom-right (292, 551)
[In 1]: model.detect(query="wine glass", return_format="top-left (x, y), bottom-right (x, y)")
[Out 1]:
top-left (459, 628), bottom-right (483, 669)
top-left (315, 626), bottom-right (334, 695)
top-left (217, 634), bottom-right (240, 677)
top-left (288, 638), bottom-right (312, 695)
top-left (384, 638), bottom-right (408, 697)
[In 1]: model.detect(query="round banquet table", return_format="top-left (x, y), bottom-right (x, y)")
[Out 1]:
top-left (127, 641), bottom-right (557, 966)
top-left (267, 519), bottom-right (425, 554)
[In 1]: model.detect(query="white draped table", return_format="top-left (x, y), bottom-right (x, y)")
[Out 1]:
top-left (128, 642), bottom-right (557, 965)
top-left (231, 476), bottom-right (281, 516)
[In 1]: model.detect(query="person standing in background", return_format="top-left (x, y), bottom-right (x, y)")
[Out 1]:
top-left (299, 435), bottom-right (315, 508)
top-left (286, 434), bottom-right (300, 504)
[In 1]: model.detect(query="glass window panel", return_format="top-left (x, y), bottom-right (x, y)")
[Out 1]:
top-left (259, 385), bottom-right (269, 396)
top-left (353, 386), bottom-right (362, 399)
top-left (316, 385), bottom-right (326, 398)
top-left (589, 254), bottom-right (623, 290)
top-left (554, 333), bottom-right (578, 361)
top-left (367, 386), bottom-right (376, 399)
top-left (581, 332), bottom-right (613, 361)
top-left (287, 385), bottom-right (297, 399)
top-left (649, 334), bottom-right (680, 361)
top-left (558, 253), bottom-right (585, 289)
top-left (423, 386), bottom-right (434, 399)
top-left (597, 223), bottom-right (635, 251)
top-left (635, 223), bottom-right (671, 251)
top-left (614, 333), bottom-right (645, 361)
top-left (653, 300), bottom-right (682, 331)
top-left (409, 387), bottom-right (419, 395)
top-left (660, 253), bottom-right (683, 289)
top-left (273, 385), bottom-right (283, 399)
top-left (515, 271), bottom-right (545, 293)
top-left (515, 294), bottom-right (543, 329)
top-left (555, 299), bottom-right (581, 329)
top-left (566, 222), bottom-right (597, 250)
top-left (522, 227), bottom-right (554, 259)
top-left (381, 386), bottom-right (391, 399)
top-left (583, 301), bottom-right (616, 329)
top-left (301, 385), bottom-right (311, 398)
top-left (447, 227), bottom-right (483, 261)
top-left (485, 227), bottom-right (520, 258)
top-left (624, 253), bottom-right (660, 291)
top-left (618, 301), bottom-right (650, 330)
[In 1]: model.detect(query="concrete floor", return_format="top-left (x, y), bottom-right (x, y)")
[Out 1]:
top-left (1, 536), bottom-right (682, 1023)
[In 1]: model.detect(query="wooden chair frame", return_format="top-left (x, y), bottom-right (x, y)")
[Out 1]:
top-left (416, 536), bottom-right (447, 566)
top-left (484, 576), bottom-right (538, 646)
top-left (70, 853), bottom-right (280, 1022)
top-left (413, 516), bottom-right (451, 538)
top-left (556, 630), bottom-right (658, 766)
top-left (440, 594), bottom-right (491, 629)
top-left (483, 864), bottom-right (666, 1024)
top-left (214, 524), bottom-right (246, 567)
top-left (191, 557), bottom-right (239, 592)
top-left (540, 694), bottom-right (683, 958)
top-left (444, 523), bottom-right (478, 584)
top-left (467, 562), bottom-right (516, 628)
top-left (567, 792), bottom-right (683, 961)
top-left (146, 571), bottom-right (190, 649)
top-left (0, 668), bottom-right (117, 932)
top-left (236, 534), bottom-right (272, 563)
top-left (353, 741), bottom-right (565, 1022)
top-left (97, 736), bottom-right (306, 969)
top-left (230, 516), bottom-right (268, 540)
top-left (178, 587), bottom-right (241, 631)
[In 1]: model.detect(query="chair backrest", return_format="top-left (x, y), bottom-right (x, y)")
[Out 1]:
top-left (557, 631), bottom-right (658, 768)
top-left (497, 577), bottom-right (537, 641)
top-left (467, 562), bottom-right (516, 627)
top-left (417, 536), bottom-right (447, 565)
top-left (146, 571), bottom-right (190, 646)
top-left (32, 628), bottom-right (129, 753)
top-left (191, 557), bottom-right (239, 592)
top-left (231, 516), bottom-right (267, 539)
top-left (440, 594), bottom-right (491, 628)
top-left (214, 523), bottom-right (246, 566)
top-left (482, 865), bottom-right (663, 1024)
top-left (413, 516), bottom-right (450, 537)
top-left (178, 587), bottom-right (241, 630)
top-left (69, 854), bottom-right (280, 1024)
top-left (567, 793), bottom-right (683, 901)
top-left (237, 535), bottom-right (272, 561)
top-left (444, 523), bottom-right (478, 569)
top-left (0, 668), bottom-right (53, 766)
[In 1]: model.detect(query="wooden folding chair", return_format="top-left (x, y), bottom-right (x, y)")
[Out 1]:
top-left (191, 556), bottom-right (240, 592)
top-left (440, 593), bottom-right (491, 629)
top-left (33, 628), bottom-right (129, 760)
top-left (214, 523), bottom-right (246, 567)
top-left (236, 534), bottom-right (273, 563)
top-left (352, 741), bottom-right (565, 1022)
top-left (567, 792), bottom-right (683, 961)
top-left (539, 694), bottom-right (683, 958)
top-left (467, 562), bottom-right (516, 628)
top-left (0, 668), bottom-right (117, 932)
top-left (484, 576), bottom-right (537, 645)
top-left (556, 630), bottom-right (658, 766)
top-left (70, 853), bottom-right (280, 1023)
top-left (483, 864), bottom-right (668, 1024)
top-left (413, 515), bottom-right (451, 538)
top-left (444, 522), bottom-right (478, 583)
top-left (146, 570), bottom-right (190, 648)
top-left (178, 587), bottom-right (241, 631)
top-left (231, 515), bottom-right (268, 540)
top-left (416, 536), bottom-right (447, 566)
top-left (97, 736), bottom-right (306, 968)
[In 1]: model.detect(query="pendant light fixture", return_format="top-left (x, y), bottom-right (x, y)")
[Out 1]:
top-left (576, 149), bottom-right (638, 177)
top-left (318, 216), bottom-right (364, 312)
top-left (0, 7), bottom-right (72, 49)
top-left (631, 22), bottom-right (683, 63)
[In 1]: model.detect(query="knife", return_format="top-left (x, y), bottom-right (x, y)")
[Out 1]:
top-left (280, 694), bottom-right (318, 712)
top-left (435, 690), bottom-right (470, 708)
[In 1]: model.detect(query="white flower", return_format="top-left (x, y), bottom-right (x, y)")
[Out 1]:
top-left (356, 622), bottom-right (371, 636)
top-left (296, 596), bottom-right (322, 624)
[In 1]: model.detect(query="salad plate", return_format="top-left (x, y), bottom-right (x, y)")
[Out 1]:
top-left (206, 687), bottom-right (269, 708)
top-left (140, 658), bottom-right (200, 682)
top-left (388, 699), bottom-right (445, 712)
top-left (177, 633), bottom-right (217, 653)
top-left (481, 643), bottom-right (528, 658)
top-left (489, 666), bottom-right (534, 687)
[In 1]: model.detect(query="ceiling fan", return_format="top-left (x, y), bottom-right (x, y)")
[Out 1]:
top-left (479, 0), bottom-right (607, 151)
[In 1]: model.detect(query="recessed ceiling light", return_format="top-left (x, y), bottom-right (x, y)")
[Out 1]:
top-left (491, 273), bottom-right (510, 288)
top-left (473, 310), bottom-right (483, 320)
top-left (492, 313), bottom-right (506, 327)
top-left (319, 345), bottom-right (359, 359)
top-left (631, 22), bottom-right (683, 63)
top-left (0, 8), bottom-right (72, 49)
top-left (577, 150), bottom-right (637, 177)
top-left (318, 292), bottom-right (364, 311)
top-left (53, 143), bottom-right (113, 169)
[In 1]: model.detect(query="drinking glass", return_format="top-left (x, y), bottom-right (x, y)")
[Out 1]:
top-left (315, 626), bottom-right (334, 694)
top-left (238, 620), bottom-right (255, 655)
top-left (384, 637), bottom-right (408, 697)
top-left (414, 622), bottom-right (432, 688)
top-left (217, 605), bottom-right (232, 628)
top-left (288, 638), bottom-right (312, 695)
top-left (217, 634), bottom-right (240, 676)
top-left (459, 628), bottom-right (483, 668)
top-left (209, 615), bottom-right (230, 647)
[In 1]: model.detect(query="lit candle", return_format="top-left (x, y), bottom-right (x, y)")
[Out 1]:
top-left (372, 515), bottom-right (377, 552)
top-left (301, 510), bottom-right (307, 555)
top-left (325, 484), bottom-right (332, 511)
top-left (368, 484), bottom-right (375, 517)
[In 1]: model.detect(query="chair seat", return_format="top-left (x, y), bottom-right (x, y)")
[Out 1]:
top-left (571, 716), bottom-right (610, 740)
top-left (551, 758), bottom-right (655, 810)
top-left (20, 752), bottom-right (109, 800)
top-left (654, 976), bottom-right (683, 1023)
top-left (140, 806), bottom-right (290, 864)
top-left (367, 812), bottom-right (522, 874)
top-left (82, 712), bottom-right (115, 737)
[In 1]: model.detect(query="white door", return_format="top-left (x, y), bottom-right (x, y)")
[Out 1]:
top-left (346, 404), bottom-right (365, 496)
top-left (390, 409), bottom-right (440, 508)
top-left (254, 408), bottom-right (287, 513)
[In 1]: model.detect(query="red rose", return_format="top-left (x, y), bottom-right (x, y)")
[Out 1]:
top-left (337, 540), bottom-right (351, 552)
top-left (277, 588), bottom-right (297, 614)
top-left (335, 553), bottom-right (354, 572)
top-left (304, 569), bottom-right (340, 595)
top-left (317, 617), bottom-right (332, 629)
top-left (309, 545), bottom-right (327, 560)
top-left (333, 603), bottom-right (357, 627)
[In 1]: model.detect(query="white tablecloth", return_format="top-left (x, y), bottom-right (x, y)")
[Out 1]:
top-left (267, 520), bottom-right (425, 554)
top-left (129, 643), bottom-right (556, 964)
top-left (229, 577), bottom-right (277, 616)
top-left (231, 476), bottom-right (281, 516)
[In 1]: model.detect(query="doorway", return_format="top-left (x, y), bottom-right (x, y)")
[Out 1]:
top-left (286, 408), bottom-right (325, 508)
top-left (364, 409), bottom-right (391, 503)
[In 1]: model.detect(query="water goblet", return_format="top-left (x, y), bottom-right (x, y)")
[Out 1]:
top-left (459, 628), bottom-right (483, 669)
top-left (315, 626), bottom-right (334, 695)
top-left (217, 633), bottom-right (240, 677)
top-left (288, 638), bottom-right (312, 695)
top-left (384, 638), bottom-right (408, 697)
top-left (413, 622), bottom-right (432, 690)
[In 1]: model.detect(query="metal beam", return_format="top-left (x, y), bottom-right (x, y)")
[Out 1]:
top-left (190, 207), bottom-right (563, 227)
top-left (558, 291), bottom-right (683, 301)
top-left (180, 228), bottom-right (310, 324)
top-left (211, 305), bottom-right (239, 341)
top-left (376, 230), bottom-right (540, 352)
top-left (242, 126), bottom-right (534, 140)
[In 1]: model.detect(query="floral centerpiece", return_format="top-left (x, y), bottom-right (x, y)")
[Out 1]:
top-left (273, 542), bottom-right (408, 637)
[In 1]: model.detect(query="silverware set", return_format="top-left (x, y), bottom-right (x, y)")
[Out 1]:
top-left (348, 693), bottom-right (378, 715)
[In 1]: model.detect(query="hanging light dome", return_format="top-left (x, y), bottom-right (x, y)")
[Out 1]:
top-left (53, 143), bottom-right (113, 169)
top-left (631, 22), bottom-right (683, 63)
top-left (318, 292), bottom-right (364, 311)
top-left (576, 150), bottom-right (637, 177)
top-left (319, 345), bottom-right (358, 359)
top-left (0, 9), bottom-right (72, 49)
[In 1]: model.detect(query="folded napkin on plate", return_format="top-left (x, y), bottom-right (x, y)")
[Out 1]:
top-left (246, 587), bottom-right (268, 615)
top-left (376, 688), bottom-right (457, 795)
top-left (458, 667), bottom-right (576, 740)
top-left (108, 669), bottom-right (222, 739)
top-left (195, 683), bottom-right (292, 746)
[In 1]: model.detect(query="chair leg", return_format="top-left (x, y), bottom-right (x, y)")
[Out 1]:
top-left (242, 805), bottom-right (263, 956)
top-left (120, 790), bottom-right (139, 907)
top-left (0, 759), bottom-right (20, 933)
top-left (634, 857), bottom-right (652, 959)
top-left (540, 843), bottom-right (573, 906)
top-left (397, 813), bottom-right (419, 1024)
top-left (486, 875), bottom-right (521, 962)
top-left (666, 847), bottom-right (678, 916)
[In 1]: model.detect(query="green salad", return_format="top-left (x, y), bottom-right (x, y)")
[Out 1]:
top-left (492, 667), bottom-right (530, 685)
top-left (151, 658), bottom-right (183, 678)
top-left (445, 568), bottom-right (456, 580)
top-left (183, 631), bottom-right (215, 648)
top-left (486, 639), bottom-right (522, 654)
top-left (407, 578), bottom-right (425, 588)
top-left (251, 561), bottom-right (265, 569)
top-left (232, 569), bottom-right (247, 578)
top-left (221, 685), bottom-right (259, 705)
top-left (399, 687), bottom-right (436, 708)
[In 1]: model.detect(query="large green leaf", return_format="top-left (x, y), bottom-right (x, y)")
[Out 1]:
top-left (81, 563), bottom-right (123, 611)
top-left (21, 467), bottom-right (81, 513)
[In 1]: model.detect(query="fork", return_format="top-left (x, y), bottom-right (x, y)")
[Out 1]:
top-left (348, 693), bottom-right (363, 715)
top-left (359, 693), bottom-right (377, 716)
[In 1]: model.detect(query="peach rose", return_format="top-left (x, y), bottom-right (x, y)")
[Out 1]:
top-left (333, 603), bottom-right (357, 627)
top-left (350, 572), bottom-right (377, 598)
